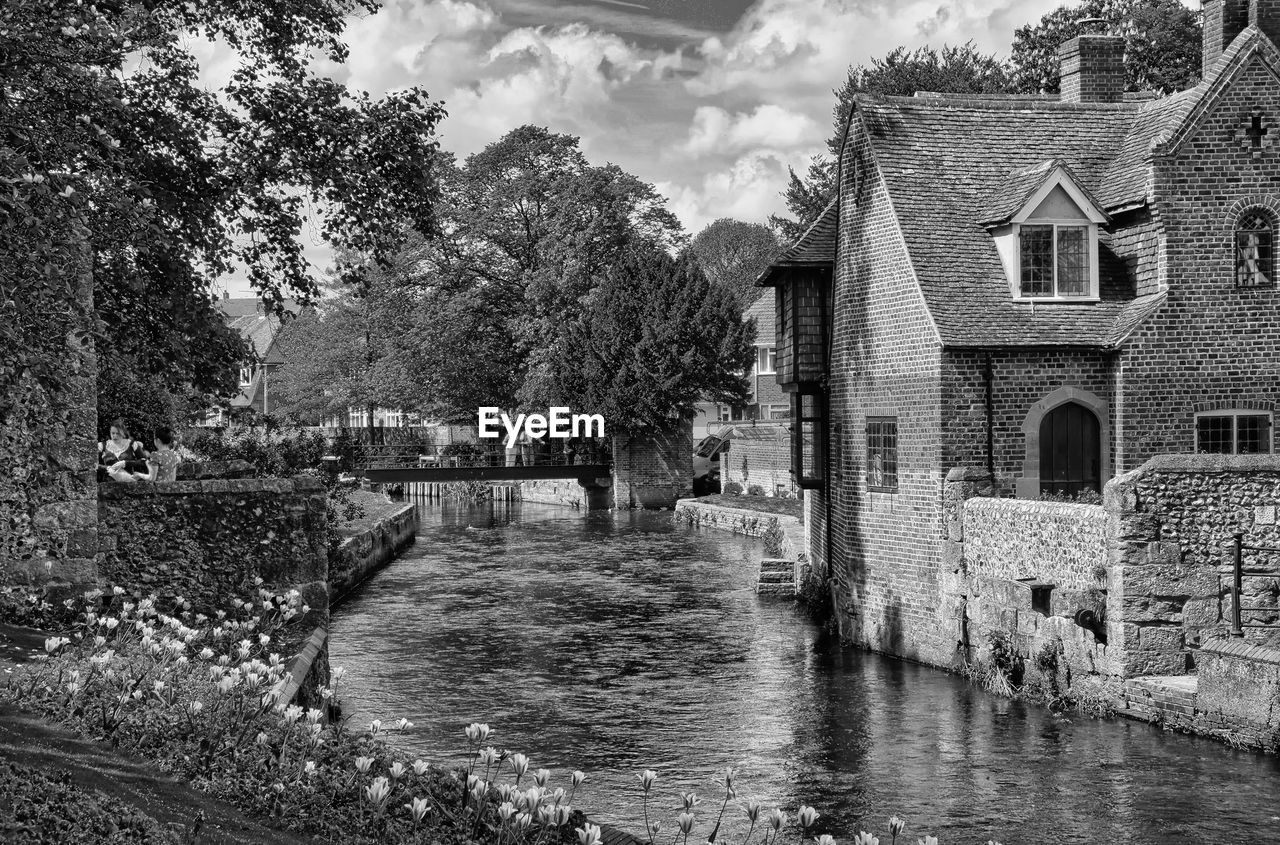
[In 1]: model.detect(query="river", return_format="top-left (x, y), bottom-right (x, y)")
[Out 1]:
top-left (329, 501), bottom-right (1280, 845)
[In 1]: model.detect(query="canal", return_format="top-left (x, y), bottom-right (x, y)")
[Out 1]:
top-left (329, 501), bottom-right (1280, 845)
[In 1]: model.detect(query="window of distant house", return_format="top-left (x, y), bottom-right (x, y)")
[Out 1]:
top-left (756, 346), bottom-right (777, 375)
top-left (1195, 410), bottom-right (1273, 455)
top-left (1019, 224), bottom-right (1091, 298)
top-left (1236, 209), bottom-right (1276, 288)
top-left (239, 366), bottom-right (253, 386)
top-left (767, 404), bottom-right (790, 420)
top-left (866, 417), bottom-right (898, 492)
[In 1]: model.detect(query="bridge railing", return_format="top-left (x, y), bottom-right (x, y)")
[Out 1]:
top-left (356, 444), bottom-right (612, 471)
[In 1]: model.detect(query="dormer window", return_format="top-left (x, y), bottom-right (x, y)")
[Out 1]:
top-left (982, 160), bottom-right (1108, 303)
top-left (1019, 224), bottom-right (1090, 297)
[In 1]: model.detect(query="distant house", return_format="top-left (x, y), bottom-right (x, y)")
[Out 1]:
top-left (199, 296), bottom-right (298, 425)
top-left (761, 7), bottom-right (1280, 665)
top-left (692, 291), bottom-right (791, 438)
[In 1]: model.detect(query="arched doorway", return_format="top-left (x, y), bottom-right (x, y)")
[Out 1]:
top-left (1039, 401), bottom-right (1101, 497)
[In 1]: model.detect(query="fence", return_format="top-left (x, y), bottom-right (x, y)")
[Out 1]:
top-left (1229, 533), bottom-right (1280, 636)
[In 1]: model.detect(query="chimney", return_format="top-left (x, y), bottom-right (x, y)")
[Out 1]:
top-left (1058, 24), bottom-right (1126, 104)
top-left (1204, 1), bottom-right (1280, 75)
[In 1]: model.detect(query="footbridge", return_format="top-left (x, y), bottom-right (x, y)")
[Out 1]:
top-left (356, 446), bottom-right (612, 485)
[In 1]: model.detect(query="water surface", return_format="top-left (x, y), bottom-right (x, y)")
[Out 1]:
top-left (329, 501), bottom-right (1280, 845)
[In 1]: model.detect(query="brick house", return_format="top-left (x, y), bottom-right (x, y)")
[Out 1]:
top-left (763, 4), bottom-right (1280, 667)
top-left (199, 297), bottom-right (297, 424)
top-left (692, 291), bottom-right (791, 438)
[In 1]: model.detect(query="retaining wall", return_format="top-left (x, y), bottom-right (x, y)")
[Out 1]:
top-left (329, 503), bottom-right (418, 604)
top-left (520, 479), bottom-right (613, 510)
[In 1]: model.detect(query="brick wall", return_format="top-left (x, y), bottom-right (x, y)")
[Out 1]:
top-left (520, 478), bottom-right (613, 510)
top-left (819, 123), bottom-right (950, 665)
top-left (942, 350), bottom-right (1115, 497)
top-left (1117, 48), bottom-right (1280, 469)
top-left (723, 426), bottom-right (794, 496)
top-left (612, 420), bottom-right (693, 509)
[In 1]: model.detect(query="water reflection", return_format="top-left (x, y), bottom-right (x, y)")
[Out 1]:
top-left (330, 501), bottom-right (1280, 845)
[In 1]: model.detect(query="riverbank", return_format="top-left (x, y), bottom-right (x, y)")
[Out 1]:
top-left (329, 491), bottom-right (418, 605)
top-left (673, 496), bottom-right (807, 596)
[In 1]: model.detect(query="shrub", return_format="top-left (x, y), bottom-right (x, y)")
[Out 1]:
top-left (746, 484), bottom-right (765, 497)
top-left (0, 761), bottom-right (180, 844)
top-left (722, 481), bottom-right (744, 496)
top-left (183, 426), bottom-right (327, 477)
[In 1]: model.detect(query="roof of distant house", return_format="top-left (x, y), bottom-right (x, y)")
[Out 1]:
top-left (217, 297), bottom-right (301, 364)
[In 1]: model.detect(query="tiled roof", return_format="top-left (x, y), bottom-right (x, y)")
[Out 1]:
top-left (857, 27), bottom-right (1277, 348)
top-left (227, 314), bottom-right (283, 362)
top-left (757, 200), bottom-right (837, 286)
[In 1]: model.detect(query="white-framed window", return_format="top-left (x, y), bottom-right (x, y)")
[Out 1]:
top-left (1018, 223), bottom-right (1092, 298)
top-left (988, 165), bottom-right (1106, 303)
top-left (767, 404), bottom-right (790, 420)
top-left (756, 346), bottom-right (777, 375)
top-left (239, 366), bottom-right (253, 387)
top-left (1195, 409), bottom-right (1273, 454)
top-left (718, 406), bottom-right (733, 422)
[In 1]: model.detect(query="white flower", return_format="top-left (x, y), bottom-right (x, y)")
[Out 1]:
top-left (368, 719), bottom-right (382, 735)
top-left (405, 796), bottom-right (430, 823)
top-left (388, 762), bottom-right (406, 781)
top-left (639, 769), bottom-right (657, 792)
top-left (464, 722), bottom-right (490, 743)
top-left (852, 833), bottom-right (878, 845)
top-left (186, 701), bottom-right (204, 715)
top-left (44, 636), bottom-right (70, 654)
top-left (305, 708), bottom-right (323, 724)
top-left (797, 806), bottom-right (820, 829)
top-left (677, 813), bottom-right (696, 835)
top-left (576, 823), bottom-right (602, 845)
top-left (355, 756), bottom-right (374, 774)
top-left (304, 761), bottom-right (317, 776)
top-left (533, 768), bottom-right (551, 787)
top-left (412, 759), bottom-right (429, 776)
top-left (571, 770), bottom-right (586, 788)
top-left (394, 717), bottom-right (413, 730)
top-left (365, 777), bottom-right (391, 806)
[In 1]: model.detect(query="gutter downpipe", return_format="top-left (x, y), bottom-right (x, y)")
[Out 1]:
top-left (824, 101), bottom-right (858, 606)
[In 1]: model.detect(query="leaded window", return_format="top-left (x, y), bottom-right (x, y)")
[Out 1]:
top-left (1236, 210), bottom-right (1275, 288)
top-left (866, 417), bottom-right (898, 493)
top-left (1019, 224), bottom-right (1091, 298)
top-left (1195, 411), bottom-right (1273, 454)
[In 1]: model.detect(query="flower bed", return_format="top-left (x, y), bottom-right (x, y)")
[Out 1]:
top-left (1, 586), bottom-right (985, 845)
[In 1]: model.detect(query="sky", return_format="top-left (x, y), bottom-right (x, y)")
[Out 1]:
top-left (208, 0), bottom-right (1191, 295)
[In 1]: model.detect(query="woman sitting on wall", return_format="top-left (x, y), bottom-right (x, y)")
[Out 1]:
top-left (98, 418), bottom-right (148, 482)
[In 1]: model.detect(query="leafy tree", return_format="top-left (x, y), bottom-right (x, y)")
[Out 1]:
top-left (1, 0), bottom-right (447, 436)
top-left (690, 219), bottom-right (781, 310)
top-left (551, 246), bottom-right (755, 434)
top-left (770, 43), bottom-right (1012, 240)
top-left (384, 126), bottom-right (687, 418)
top-left (1010, 0), bottom-right (1201, 95)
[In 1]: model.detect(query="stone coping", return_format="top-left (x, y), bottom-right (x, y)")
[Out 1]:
top-left (963, 497), bottom-right (1106, 516)
top-left (1200, 637), bottom-right (1280, 665)
top-left (1118, 453), bottom-right (1280, 478)
top-left (99, 475), bottom-right (324, 499)
top-left (674, 499), bottom-right (802, 525)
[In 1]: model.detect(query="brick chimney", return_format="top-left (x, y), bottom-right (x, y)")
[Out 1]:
top-left (1058, 32), bottom-right (1126, 103)
top-left (1204, 1), bottom-right (1280, 75)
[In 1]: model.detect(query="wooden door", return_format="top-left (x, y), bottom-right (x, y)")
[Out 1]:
top-left (1039, 402), bottom-right (1100, 497)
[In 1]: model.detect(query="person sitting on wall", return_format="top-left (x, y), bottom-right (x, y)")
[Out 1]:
top-left (99, 418), bottom-right (148, 482)
top-left (133, 427), bottom-right (181, 482)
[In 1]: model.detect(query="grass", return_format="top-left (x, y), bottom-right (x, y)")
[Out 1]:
top-left (336, 489), bottom-right (411, 538)
top-left (693, 494), bottom-right (803, 519)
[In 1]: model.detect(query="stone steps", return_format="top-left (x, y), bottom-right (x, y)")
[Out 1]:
top-left (1120, 675), bottom-right (1199, 725)
top-left (757, 558), bottom-right (795, 596)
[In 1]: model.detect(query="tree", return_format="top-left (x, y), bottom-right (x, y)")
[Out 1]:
top-left (551, 246), bottom-right (756, 434)
top-left (690, 219), bottom-right (781, 309)
top-left (770, 43), bottom-right (1012, 240)
top-left (384, 126), bottom-right (687, 418)
top-left (1, 0), bottom-right (447, 436)
top-left (1010, 0), bottom-right (1201, 95)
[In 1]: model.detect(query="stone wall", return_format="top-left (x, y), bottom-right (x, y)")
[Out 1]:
top-left (612, 420), bottom-right (693, 509)
top-left (97, 478), bottom-right (329, 622)
top-left (329, 503), bottom-right (417, 605)
top-left (520, 479), bottom-right (613, 510)
top-left (962, 498), bottom-right (1109, 590)
top-left (1, 243), bottom-right (99, 591)
top-left (1107, 454), bottom-right (1280, 676)
top-left (722, 426), bottom-right (795, 497)
top-left (1194, 639), bottom-right (1280, 751)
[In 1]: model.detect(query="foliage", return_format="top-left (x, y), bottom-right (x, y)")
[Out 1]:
top-left (769, 43), bottom-right (1012, 240)
top-left (1037, 488), bottom-right (1104, 505)
top-left (1009, 0), bottom-right (1201, 94)
top-left (722, 481), bottom-right (745, 496)
top-left (182, 427), bottom-right (328, 478)
top-left (690, 220), bottom-right (781, 311)
top-left (0, 761), bottom-right (180, 844)
top-left (372, 126), bottom-right (688, 419)
top-left (0, 0), bottom-right (447, 427)
top-left (550, 247), bottom-right (755, 434)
